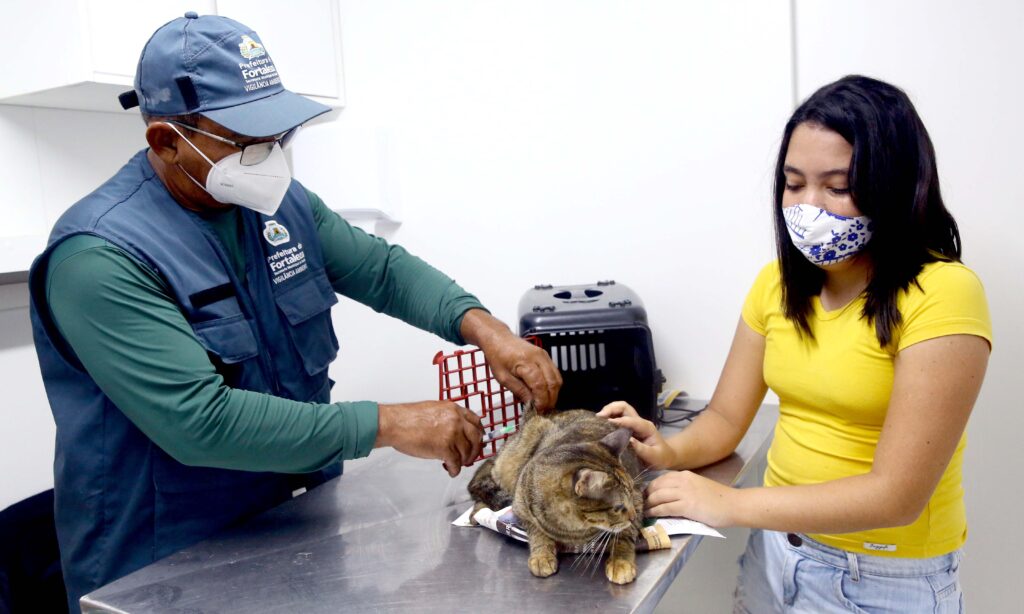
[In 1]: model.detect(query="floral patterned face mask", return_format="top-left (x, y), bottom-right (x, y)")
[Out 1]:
top-left (783, 203), bottom-right (873, 266)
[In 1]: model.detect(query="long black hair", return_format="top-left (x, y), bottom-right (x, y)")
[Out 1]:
top-left (773, 75), bottom-right (961, 348)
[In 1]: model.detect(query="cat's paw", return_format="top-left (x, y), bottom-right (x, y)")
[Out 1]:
top-left (605, 558), bottom-right (637, 584)
top-left (528, 553), bottom-right (559, 578)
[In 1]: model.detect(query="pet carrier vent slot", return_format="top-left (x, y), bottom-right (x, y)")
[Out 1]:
top-left (550, 341), bottom-right (606, 372)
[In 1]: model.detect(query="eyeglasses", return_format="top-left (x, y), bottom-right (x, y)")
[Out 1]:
top-left (165, 120), bottom-right (300, 166)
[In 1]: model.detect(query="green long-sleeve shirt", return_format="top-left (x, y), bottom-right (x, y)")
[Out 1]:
top-left (44, 187), bottom-right (484, 474)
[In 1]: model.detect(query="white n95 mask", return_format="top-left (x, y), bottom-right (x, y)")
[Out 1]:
top-left (166, 123), bottom-right (292, 216)
top-left (783, 203), bottom-right (873, 266)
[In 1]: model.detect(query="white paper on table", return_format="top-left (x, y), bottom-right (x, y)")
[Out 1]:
top-left (654, 517), bottom-right (725, 538)
top-left (454, 506), bottom-right (723, 539)
top-left (451, 506), bottom-right (477, 527)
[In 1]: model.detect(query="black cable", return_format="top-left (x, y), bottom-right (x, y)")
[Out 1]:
top-left (658, 403), bottom-right (708, 425)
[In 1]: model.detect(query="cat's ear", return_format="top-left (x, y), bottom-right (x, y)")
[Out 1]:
top-left (573, 468), bottom-right (611, 499)
top-left (599, 427), bottom-right (632, 457)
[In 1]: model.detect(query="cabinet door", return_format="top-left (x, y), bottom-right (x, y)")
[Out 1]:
top-left (85, 0), bottom-right (217, 82)
top-left (217, 0), bottom-right (344, 102)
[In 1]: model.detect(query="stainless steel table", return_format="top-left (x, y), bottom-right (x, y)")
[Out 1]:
top-left (82, 401), bottom-right (777, 613)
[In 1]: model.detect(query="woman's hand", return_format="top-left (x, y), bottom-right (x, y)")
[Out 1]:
top-left (596, 401), bottom-right (678, 469)
top-left (645, 470), bottom-right (737, 527)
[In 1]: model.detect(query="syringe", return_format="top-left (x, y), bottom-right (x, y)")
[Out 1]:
top-left (481, 424), bottom-right (517, 444)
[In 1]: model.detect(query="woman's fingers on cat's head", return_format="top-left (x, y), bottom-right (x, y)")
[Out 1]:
top-left (629, 438), bottom-right (667, 469)
top-left (596, 401), bottom-right (638, 418)
top-left (607, 415), bottom-right (657, 439)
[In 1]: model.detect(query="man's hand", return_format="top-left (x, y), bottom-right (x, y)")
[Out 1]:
top-left (460, 309), bottom-right (562, 412)
top-left (375, 401), bottom-right (484, 477)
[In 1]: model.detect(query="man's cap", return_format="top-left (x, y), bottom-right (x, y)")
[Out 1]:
top-left (119, 12), bottom-right (330, 137)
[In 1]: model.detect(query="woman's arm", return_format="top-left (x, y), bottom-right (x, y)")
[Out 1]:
top-left (668, 318), bottom-right (770, 469)
top-left (646, 333), bottom-right (990, 531)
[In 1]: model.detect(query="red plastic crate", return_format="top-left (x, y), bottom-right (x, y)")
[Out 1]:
top-left (433, 345), bottom-right (530, 461)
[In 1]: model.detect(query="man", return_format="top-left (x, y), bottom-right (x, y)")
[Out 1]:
top-left (27, 13), bottom-right (561, 611)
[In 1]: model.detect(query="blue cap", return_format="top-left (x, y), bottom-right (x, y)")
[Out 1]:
top-left (119, 13), bottom-right (330, 137)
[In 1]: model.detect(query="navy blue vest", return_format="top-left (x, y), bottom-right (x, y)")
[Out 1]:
top-left (29, 150), bottom-right (341, 609)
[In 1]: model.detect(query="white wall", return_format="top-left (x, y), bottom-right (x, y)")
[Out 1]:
top-left (2, 1), bottom-right (1020, 612)
top-left (311, 0), bottom-right (792, 408)
top-left (0, 106), bottom-right (146, 507)
top-left (794, 3), bottom-right (1024, 611)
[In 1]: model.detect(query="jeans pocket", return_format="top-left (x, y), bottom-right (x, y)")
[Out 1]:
top-left (926, 567), bottom-right (963, 613)
top-left (837, 567), bottom-right (958, 614)
top-left (833, 569), bottom-right (872, 614)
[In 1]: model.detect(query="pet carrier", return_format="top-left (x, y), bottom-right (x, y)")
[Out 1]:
top-left (518, 280), bottom-right (663, 423)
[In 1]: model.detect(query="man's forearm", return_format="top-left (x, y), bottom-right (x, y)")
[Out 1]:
top-left (460, 308), bottom-right (518, 350)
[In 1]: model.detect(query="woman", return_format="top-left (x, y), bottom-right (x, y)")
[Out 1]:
top-left (599, 75), bottom-right (991, 613)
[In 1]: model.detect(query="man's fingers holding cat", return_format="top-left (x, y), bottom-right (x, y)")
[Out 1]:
top-left (483, 336), bottom-right (562, 413)
top-left (498, 369), bottom-right (534, 410)
top-left (508, 360), bottom-right (561, 413)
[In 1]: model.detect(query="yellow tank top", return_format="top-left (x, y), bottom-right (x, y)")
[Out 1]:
top-left (741, 260), bottom-right (992, 557)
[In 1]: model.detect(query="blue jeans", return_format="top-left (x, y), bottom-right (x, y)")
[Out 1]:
top-left (733, 529), bottom-right (964, 613)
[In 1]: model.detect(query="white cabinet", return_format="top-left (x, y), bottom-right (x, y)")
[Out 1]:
top-left (0, 0), bottom-right (383, 278)
top-left (0, 0), bottom-right (344, 113)
top-left (217, 0), bottom-right (345, 102)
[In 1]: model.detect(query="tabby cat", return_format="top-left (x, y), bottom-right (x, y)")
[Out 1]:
top-left (468, 403), bottom-right (645, 584)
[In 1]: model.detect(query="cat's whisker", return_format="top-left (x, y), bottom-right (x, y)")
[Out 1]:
top-left (632, 467), bottom-right (654, 483)
top-left (577, 531), bottom-right (605, 572)
top-left (590, 531), bottom-right (614, 577)
top-left (570, 531), bottom-right (605, 570)
top-left (571, 548), bottom-right (592, 571)
top-left (576, 532), bottom-right (600, 573)
top-left (579, 536), bottom-right (599, 575)
top-left (586, 531), bottom-right (613, 576)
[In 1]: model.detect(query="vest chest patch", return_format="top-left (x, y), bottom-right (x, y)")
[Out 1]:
top-left (266, 241), bottom-right (308, 285)
top-left (263, 220), bottom-right (290, 246)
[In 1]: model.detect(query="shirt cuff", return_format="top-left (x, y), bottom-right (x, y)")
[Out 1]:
top-left (337, 401), bottom-right (379, 459)
top-left (451, 302), bottom-right (489, 345)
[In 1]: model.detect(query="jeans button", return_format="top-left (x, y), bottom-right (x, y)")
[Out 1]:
top-left (787, 533), bottom-right (803, 547)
